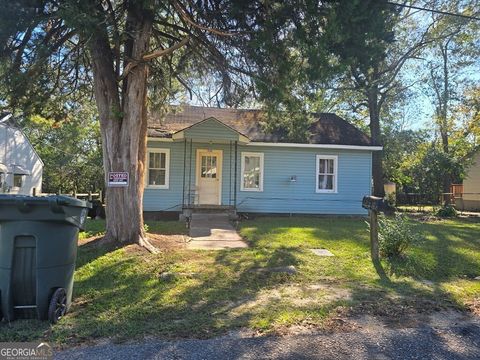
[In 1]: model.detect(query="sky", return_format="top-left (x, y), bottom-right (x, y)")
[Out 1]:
top-left (176, 2), bottom-right (480, 133)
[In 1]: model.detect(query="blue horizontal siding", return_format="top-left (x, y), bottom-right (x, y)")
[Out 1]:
top-left (236, 145), bottom-right (371, 215)
top-left (144, 140), bottom-right (372, 215)
top-left (143, 141), bottom-right (184, 211)
top-left (183, 118), bottom-right (240, 142)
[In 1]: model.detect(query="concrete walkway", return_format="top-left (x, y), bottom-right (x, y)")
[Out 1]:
top-left (186, 213), bottom-right (248, 250)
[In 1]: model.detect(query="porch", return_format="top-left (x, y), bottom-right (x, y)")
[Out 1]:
top-left (146, 118), bottom-right (249, 216)
top-left (180, 140), bottom-right (241, 210)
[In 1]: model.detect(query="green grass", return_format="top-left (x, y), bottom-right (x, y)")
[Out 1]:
top-left (1, 217), bottom-right (479, 346)
top-left (79, 219), bottom-right (106, 239)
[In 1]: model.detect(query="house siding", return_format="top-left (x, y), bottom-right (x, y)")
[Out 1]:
top-left (144, 139), bottom-right (372, 215)
top-left (183, 118), bottom-right (240, 142)
top-left (461, 152), bottom-right (480, 210)
top-left (236, 145), bottom-right (371, 214)
top-left (0, 124), bottom-right (43, 195)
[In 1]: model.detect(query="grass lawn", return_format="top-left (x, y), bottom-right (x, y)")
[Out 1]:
top-left (1, 217), bottom-right (479, 346)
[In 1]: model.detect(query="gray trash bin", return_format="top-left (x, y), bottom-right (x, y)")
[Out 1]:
top-left (0, 195), bottom-right (90, 323)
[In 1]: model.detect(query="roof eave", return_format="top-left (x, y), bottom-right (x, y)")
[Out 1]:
top-left (247, 142), bottom-right (382, 151)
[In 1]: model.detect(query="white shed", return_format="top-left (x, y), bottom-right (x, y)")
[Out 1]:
top-left (0, 115), bottom-right (43, 195)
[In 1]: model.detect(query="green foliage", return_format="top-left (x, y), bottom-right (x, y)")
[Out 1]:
top-left (401, 143), bottom-right (464, 197)
top-left (382, 125), bottom-right (428, 187)
top-left (225, 0), bottom-right (395, 140)
top-left (23, 102), bottom-right (104, 193)
top-left (384, 192), bottom-right (396, 208)
top-left (143, 223), bottom-right (150, 233)
top-left (377, 214), bottom-right (421, 258)
top-left (436, 205), bottom-right (458, 218)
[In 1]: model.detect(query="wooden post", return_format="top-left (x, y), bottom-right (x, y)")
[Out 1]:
top-left (369, 210), bottom-right (380, 263)
top-left (99, 189), bottom-right (103, 203)
top-left (32, 187), bottom-right (36, 197)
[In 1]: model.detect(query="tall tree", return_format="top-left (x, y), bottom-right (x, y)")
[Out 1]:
top-left (422, 0), bottom-right (480, 201)
top-left (0, 0), bottom-right (242, 250)
top-left (226, 0), bottom-right (418, 196)
top-left (0, 1), bottom-right (399, 248)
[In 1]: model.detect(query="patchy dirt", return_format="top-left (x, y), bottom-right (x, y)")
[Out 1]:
top-left (78, 235), bottom-right (105, 247)
top-left (78, 233), bottom-right (189, 256)
top-left (147, 233), bottom-right (188, 250)
top-left (466, 297), bottom-right (480, 316)
top-left (352, 309), bottom-right (479, 332)
top-left (55, 309), bottom-right (480, 359)
top-left (122, 234), bottom-right (188, 255)
top-left (224, 284), bottom-right (353, 323)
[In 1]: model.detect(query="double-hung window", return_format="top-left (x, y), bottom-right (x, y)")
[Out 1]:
top-left (146, 148), bottom-right (170, 188)
top-left (241, 152), bottom-right (264, 191)
top-left (316, 155), bottom-right (337, 193)
top-left (13, 174), bottom-right (24, 188)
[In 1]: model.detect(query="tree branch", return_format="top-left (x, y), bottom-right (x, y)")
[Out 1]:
top-left (172, 0), bottom-right (238, 37)
top-left (119, 36), bottom-right (189, 81)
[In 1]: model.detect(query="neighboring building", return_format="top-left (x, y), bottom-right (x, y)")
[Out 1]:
top-left (459, 151), bottom-right (480, 211)
top-left (144, 106), bottom-right (380, 218)
top-left (0, 115), bottom-right (43, 195)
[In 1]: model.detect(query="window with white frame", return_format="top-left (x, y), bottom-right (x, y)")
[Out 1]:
top-left (316, 155), bottom-right (337, 193)
top-left (241, 152), bottom-right (264, 191)
top-left (146, 149), bottom-right (170, 188)
top-left (13, 174), bottom-right (24, 188)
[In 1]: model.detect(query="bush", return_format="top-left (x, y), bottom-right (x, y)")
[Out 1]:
top-left (385, 192), bottom-right (396, 208)
top-left (436, 205), bottom-right (457, 218)
top-left (377, 214), bottom-right (421, 258)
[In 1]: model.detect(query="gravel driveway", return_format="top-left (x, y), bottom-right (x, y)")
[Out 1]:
top-left (55, 311), bottom-right (480, 360)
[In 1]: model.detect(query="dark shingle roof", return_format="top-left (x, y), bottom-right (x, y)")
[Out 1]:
top-left (148, 105), bottom-right (372, 146)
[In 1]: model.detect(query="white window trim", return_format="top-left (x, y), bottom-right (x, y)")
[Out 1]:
top-left (146, 148), bottom-right (170, 189)
top-left (12, 174), bottom-right (25, 189)
top-left (315, 155), bottom-right (338, 193)
top-left (241, 152), bottom-right (264, 192)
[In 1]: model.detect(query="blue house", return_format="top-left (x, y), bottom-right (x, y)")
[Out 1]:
top-left (145, 106), bottom-right (381, 218)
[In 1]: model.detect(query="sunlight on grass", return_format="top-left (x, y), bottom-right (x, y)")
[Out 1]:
top-left (1, 216), bottom-right (479, 346)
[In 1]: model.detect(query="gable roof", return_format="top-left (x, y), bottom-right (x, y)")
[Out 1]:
top-left (172, 117), bottom-right (250, 143)
top-left (0, 118), bottom-right (45, 167)
top-left (148, 105), bottom-right (372, 146)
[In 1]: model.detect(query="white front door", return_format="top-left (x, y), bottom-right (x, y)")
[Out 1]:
top-left (196, 150), bottom-right (222, 205)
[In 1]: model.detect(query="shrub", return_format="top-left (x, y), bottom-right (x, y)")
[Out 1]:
top-left (436, 205), bottom-right (457, 218)
top-left (377, 214), bottom-right (421, 258)
top-left (385, 192), bottom-right (396, 208)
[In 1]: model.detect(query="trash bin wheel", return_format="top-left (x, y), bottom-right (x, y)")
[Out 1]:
top-left (48, 288), bottom-right (67, 324)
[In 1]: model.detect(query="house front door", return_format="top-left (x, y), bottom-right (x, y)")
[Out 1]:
top-left (196, 149), bottom-right (222, 205)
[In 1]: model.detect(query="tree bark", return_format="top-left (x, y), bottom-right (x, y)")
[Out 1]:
top-left (88, 3), bottom-right (156, 251)
top-left (367, 86), bottom-right (385, 198)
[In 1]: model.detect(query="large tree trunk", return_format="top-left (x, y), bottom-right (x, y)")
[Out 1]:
top-left (88, 3), bottom-right (156, 250)
top-left (367, 87), bottom-right (385, 198)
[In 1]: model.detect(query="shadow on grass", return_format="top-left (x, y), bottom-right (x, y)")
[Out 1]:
top-left (385, 219), bottom-right (480, 281)
top-left (76, 237), bottom-right (120, 269)
top-left (3, 217), bottom-right (478, 345)
top-left (55, 246), bottom-right (308, 343)
top-left (64, 217), bottom-right (478, 343)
